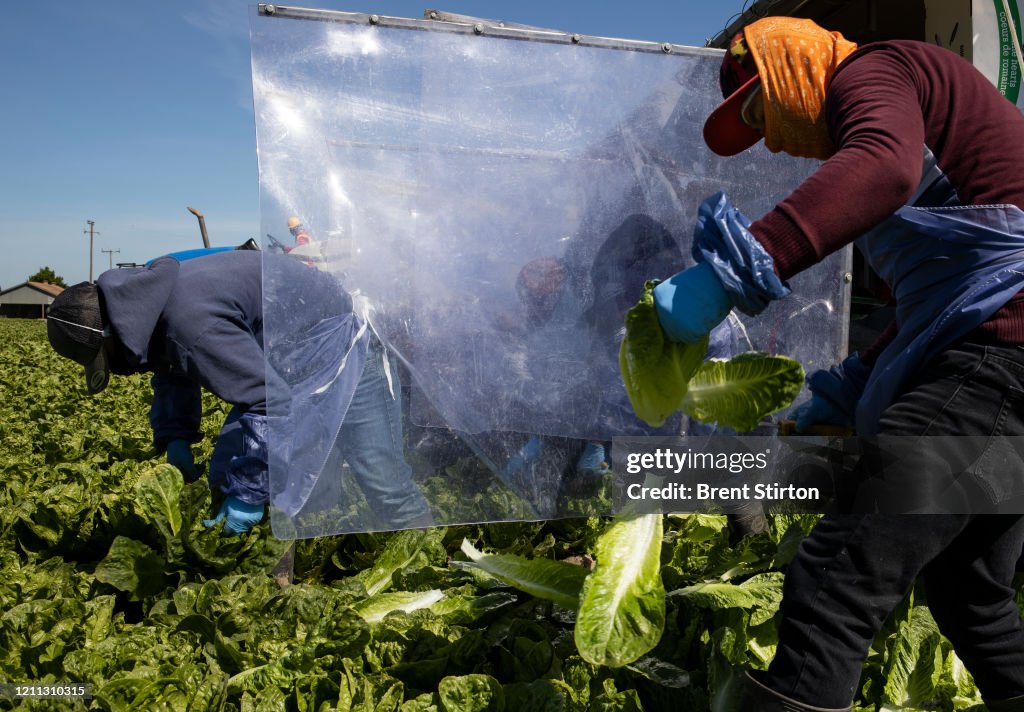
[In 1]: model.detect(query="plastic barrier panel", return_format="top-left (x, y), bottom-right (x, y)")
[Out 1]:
top-left (251, 6), bottom-right (851, 536)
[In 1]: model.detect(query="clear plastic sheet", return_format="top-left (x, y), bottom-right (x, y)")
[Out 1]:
top-left (251, 8), bottom-right (850, 536)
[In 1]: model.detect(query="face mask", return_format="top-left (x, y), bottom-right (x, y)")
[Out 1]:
top-left (743, 17), bottom-right (858, 160)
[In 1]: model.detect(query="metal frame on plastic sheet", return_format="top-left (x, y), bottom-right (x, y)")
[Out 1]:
top-left (257, 4), bottom-right (725, 57)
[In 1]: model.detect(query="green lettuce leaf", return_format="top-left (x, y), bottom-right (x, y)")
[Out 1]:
top-left (619, 280), bottom-right (709, 427)
top-left (681, 352), bottom-right (804, 432)
top-left (94, 536), bottom-right (169, 599)
top-left (574, 511), bottom-right (665, 667)
top-left (354, 589), bottom-right (446, 623)
top-left (669, 581), bottom-right (760, 609)
top-left (880, 603), bottom-right (941, 707)
top-left (355, 529), bottom-right (438, 596)
top-left (419, 591), bottom-right (517, 625)
top-left (133, 463), bottom-right (184, 538)
top-left (437, 674), bottom-right (504, 712)
top-left (458, 539), bottom-right (588, 610)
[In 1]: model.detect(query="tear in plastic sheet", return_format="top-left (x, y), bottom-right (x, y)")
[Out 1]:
top-left (250, 8), bottom-right (850, 536)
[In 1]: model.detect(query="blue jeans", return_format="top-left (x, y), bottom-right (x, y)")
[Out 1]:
top-left (334, 337), bottom-right (432, 529)
top-left (760, 340), bottom-right (1024, 707)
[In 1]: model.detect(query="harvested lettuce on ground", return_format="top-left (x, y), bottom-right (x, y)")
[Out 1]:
top-left (458, 508), bottom-right (665, 669)
top-left (619, 280), bottom-right (804, 430)
top-left (619, 280), bottom-right (709, 427)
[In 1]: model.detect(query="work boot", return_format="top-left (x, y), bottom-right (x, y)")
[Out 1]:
top-left (738, 671), bottom-right (852, 712)
top-left (987, 696), bottom-right (1024, 712)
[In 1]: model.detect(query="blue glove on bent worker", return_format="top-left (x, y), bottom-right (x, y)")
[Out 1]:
top-left (501, 435), bottom-right (544, 482)
top-left (791, 353), bottom-right (872, 433)
top-left (790, 394), bottom-right (854, 433)
top-left (653, 262), bottom-right (733, 343)
top-left (203, 496), bottom-right (265, 536)
top-left (166, 439), bottom-right (202, 482)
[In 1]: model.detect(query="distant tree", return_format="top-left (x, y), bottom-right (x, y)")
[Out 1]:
top-left (28, 267), bottom-right (67, 287)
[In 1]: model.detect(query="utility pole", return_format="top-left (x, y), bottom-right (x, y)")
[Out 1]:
top-left (83, 220), bottom-right (99, 282)
top-left (101, 248), bottom-right (120, 271)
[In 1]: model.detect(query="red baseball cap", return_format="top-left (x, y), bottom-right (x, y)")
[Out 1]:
top-left (703, 31), bottom-right (764, 156)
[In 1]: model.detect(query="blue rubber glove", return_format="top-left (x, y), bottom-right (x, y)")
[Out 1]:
top-left (577, 441), bottom-right (610, 476)
top-left (166, 439), bottom-right (202, 482)
top-left (203, 496), bottom-right (265, 536)
top-left (792, 355), bottom-right (870, 433)
top-left (652, 262), bottom-right (732, 343)
top-left (791, 394), bottom-right (854, 434)
top-left (501, 436), bottom-right (544, 482)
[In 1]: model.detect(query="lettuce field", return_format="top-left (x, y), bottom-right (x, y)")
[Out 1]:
top-left (1, 318), bottom-right (1020, 711)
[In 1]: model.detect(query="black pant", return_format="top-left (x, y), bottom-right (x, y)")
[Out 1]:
top-left (761, 341), bottom-right (1024, 707)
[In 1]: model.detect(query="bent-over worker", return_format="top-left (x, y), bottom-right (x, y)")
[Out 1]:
top-left (46, 250), bottom-right (432, 535)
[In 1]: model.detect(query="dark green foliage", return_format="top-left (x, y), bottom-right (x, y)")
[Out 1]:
top-left (0, 319), bottom-right (1005, 711)
top-left (27, 267), bottom-right (67, 288)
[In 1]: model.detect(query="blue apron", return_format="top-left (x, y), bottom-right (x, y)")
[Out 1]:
top-left (854, 150), bottom-right (1024, 434)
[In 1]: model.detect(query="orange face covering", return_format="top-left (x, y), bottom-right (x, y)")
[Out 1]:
top-left (743, 17), bottom-right (858, 160)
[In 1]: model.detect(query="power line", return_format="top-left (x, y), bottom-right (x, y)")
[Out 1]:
top-left (83, 220), bottom-right (100, 283)
top-left (101, 248), bottom-right (120, 271)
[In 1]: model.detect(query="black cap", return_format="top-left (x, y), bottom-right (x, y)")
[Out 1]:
top-left (46, 282), bottom-right (111, 394)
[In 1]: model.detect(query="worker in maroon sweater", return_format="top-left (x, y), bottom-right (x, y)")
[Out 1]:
top-left (654, 16), bottom-right (1024, 712)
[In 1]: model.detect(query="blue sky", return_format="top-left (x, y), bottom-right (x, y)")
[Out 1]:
top-left (0, 1), bottom-right (737, 288)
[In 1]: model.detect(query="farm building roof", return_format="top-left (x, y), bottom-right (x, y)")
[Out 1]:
top-left (0, 281), bottom-right (66, 299)
top-left (0, 281), bottom-right (66, 305)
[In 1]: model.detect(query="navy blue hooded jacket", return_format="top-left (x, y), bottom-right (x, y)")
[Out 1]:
top-left (95, 250), bottom-right (356, 503)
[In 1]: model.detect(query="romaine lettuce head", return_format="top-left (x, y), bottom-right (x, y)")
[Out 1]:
top-left (682, 353), bottom-right (805, 432)
top-left (619, 281), bottom-right (708, 427)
